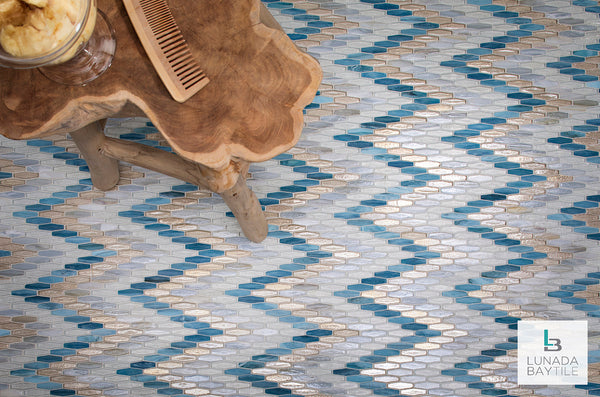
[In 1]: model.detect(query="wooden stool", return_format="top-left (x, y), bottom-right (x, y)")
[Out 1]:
top-left (0, 0), bottom-right (322, 242)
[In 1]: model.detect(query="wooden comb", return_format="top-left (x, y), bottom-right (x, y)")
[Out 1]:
top-left (122, 0), bottom-right (209, 102)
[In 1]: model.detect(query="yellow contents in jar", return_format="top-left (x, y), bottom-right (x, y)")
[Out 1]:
top-left (0, 0), bottom-right (95, 62)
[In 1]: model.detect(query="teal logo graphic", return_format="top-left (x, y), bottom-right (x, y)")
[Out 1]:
top-left (544, 329), bottom-right (562, 352)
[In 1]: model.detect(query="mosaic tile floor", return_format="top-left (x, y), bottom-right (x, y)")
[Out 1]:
top-left (2, 0), bottom-right (600, 395)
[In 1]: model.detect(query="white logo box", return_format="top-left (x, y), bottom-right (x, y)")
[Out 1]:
top-left (518, 320), bottom-right (588, 385)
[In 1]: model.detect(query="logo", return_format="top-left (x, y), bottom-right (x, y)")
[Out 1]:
top-left (544, 329), bottom-right (561, 352)
top-left (518, 320), bottom-right (588, 385)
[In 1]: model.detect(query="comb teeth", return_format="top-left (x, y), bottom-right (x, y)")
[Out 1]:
top-left (123, 0), bottom-right (209, 102)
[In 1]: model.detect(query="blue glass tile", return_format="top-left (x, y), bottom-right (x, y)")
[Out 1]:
top-left (373, 2), bottom-right (398, 9)
top-left (387, 9), bottom-right (412, 17)
top-left (560, 68), bottom-right (585, 75)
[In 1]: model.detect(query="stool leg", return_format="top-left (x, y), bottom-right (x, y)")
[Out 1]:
top-left (219, 174), bottom-right (268, 243)
top-left (98, 136), bottom-right (267, 242)
top-left (70, 120), bottom-right (120, 191)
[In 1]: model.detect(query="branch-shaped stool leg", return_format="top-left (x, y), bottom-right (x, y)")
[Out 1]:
top-left (219, 173), bottom-right (268, 243)
top-left (70, 120), bottom-right (120, 191)
top-left (71, 122), bottom-right (268, 242)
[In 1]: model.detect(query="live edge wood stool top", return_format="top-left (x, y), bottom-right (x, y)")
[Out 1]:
top-left (0, 0), bottom-right (322, 242)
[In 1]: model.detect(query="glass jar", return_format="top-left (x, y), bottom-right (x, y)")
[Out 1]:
top-left (0, 0), bottom-right (115, 85)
